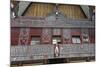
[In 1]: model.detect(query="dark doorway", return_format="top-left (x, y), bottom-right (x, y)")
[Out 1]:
top-left (48, 58), bottom-right (65, 64)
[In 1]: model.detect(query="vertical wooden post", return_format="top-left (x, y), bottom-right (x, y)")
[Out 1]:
top-left (43, 55), bottom-right (48, 64)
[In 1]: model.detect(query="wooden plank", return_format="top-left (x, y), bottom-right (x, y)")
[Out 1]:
top-left (30, 28), bottom-right (41, 36)
top-left (71, 29), bottom-right (81, 35)
top-left (23, 3), bottom-right (86, 19)
top-left (89, 28), bottom-right (95, 43)
top-left (11, 28), bottom-right (20, 45)
top-left (11, 17), bottom-right (95, 28)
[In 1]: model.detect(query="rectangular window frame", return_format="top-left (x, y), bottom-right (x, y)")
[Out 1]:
top-left (30, 36), bottom-right (41, 45)
top-left (72, 36), bottom-right (81, 44)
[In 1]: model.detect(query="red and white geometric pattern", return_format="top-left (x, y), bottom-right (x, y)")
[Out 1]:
top-left (42, 28), bottom-right (51, 43)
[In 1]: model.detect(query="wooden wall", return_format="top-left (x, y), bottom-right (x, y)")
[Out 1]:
top-left (11, 28), bottom-right (95, 45)
top-left (11, 27), bottom-right (20, 45)
top-left (59, 4), bottom-right (86, 19)
top-left (25, 3), bottom-right (54, 17)
top-left (89, 28), bottom-right (95, 43)
top-left (24, 3), bottom-right (86, 19)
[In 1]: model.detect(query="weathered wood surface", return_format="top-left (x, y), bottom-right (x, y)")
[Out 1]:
top-left (11, 44), bottom-right (95, 61)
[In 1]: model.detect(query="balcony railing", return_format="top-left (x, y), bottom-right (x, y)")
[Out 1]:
top-left (11, 44), bottom-right (95, 61)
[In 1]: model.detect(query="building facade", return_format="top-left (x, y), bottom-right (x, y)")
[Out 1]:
top-left (11, 1), bottom-right (95, 65)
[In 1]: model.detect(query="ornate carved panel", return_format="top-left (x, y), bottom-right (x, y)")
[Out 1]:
top-left (62, 29), bottom-right (71, 44)
top-left (18, 28), bottom-right (30, 45)
top-left (41, 28), bottom-right (51, 44)
top-left (81, 29), bottom-right (89, 43)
